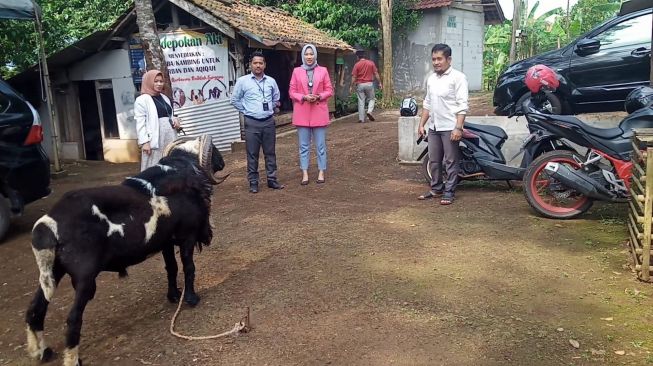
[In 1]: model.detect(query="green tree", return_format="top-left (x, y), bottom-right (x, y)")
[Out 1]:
top-left (483, 22), bottom-right (511, 89)
top-left (1, 0), bottom-right (129, 79)
top-left (568, 0), bottom-right (621, 39)
top-left (248, 0), bottom-right (419, 48)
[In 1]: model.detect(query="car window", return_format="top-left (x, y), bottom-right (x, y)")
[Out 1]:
top-left (0, 92), bottom-right (9, 113)
top-left (592, 13), bottom-right (652, 49)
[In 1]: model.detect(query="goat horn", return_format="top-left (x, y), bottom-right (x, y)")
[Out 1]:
top-left (212, 171), bottom-right (232, 185)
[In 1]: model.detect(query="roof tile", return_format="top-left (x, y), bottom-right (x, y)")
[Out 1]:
top-left (190, 0), bottom-right (353, 50)
top-left (412, 0), bottom-right (452, 10)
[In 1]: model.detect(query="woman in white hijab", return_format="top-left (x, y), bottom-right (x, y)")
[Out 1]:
top-left (288, 44), bottom-right (334, 185)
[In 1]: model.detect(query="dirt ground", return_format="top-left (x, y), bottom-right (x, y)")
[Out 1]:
top-left (468, 91), bottom-right (495, 116)
top-left (1, 111), bottom-right (653, 366)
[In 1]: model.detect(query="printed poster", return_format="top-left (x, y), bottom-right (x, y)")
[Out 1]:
top-left (161, 30), bottom-right (229, 109)
top-left (128, 37), bottom-right (146, 85)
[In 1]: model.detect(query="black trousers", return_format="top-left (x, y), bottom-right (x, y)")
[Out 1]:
top-left (244, 116), bottom-right (278, 183)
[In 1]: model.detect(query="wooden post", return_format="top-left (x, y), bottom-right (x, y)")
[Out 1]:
top-left (380, 0), bottom-right (393, 107)
top-left (509, 0), bottom-right (520, 64)
top-left (34, 14), bottom-right (62, 172)
top-left (643, 146), bottom-right (653, 281)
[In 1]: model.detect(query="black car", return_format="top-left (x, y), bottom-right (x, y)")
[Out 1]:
top-left (493, 0), bottom-right (652, 116)
top-left (0, 78), bottom-right (50, 241)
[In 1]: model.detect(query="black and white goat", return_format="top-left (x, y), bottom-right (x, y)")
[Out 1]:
top-left (25, 135), bottom-right (225, 366)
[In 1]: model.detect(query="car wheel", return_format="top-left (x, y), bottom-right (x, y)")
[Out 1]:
top-left (517, 91), bottom-right (565, 115)
top-left (0, 195), bottom-right (10, 242)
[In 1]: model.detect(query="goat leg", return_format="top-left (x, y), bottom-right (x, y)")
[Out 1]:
top-left (180, 240), bottom-right (200, 306)
top-left (64, 276), bottom-right (97, 366)
top-left (25, 263), bottom-right (63, 362)
top-left (162, 245), bottom-right (181, 303)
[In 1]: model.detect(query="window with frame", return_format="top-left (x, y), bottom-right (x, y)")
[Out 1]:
top-left (447, 16), bottom-right (457, 28)
top-left (593, 13), bottom-right (652, 49)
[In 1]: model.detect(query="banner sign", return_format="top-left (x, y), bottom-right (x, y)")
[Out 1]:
top-left (129, 30), bottom-right (229, 109)
top-left (162, 30), bottom-right (229, 108)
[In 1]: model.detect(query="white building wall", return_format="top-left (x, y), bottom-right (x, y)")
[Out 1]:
top-left (440, 6), bottom-right (484, 91)
top-left (393, 6), bottom-right (484, 94)
top-left (68, 49), bottom-right (132, 81)
top-left (68, 49), bottom-right (138, 141)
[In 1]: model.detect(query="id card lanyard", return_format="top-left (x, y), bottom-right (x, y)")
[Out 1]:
top-left (255, 78), bottom-right (268, 102)
top-left (307, 70), bottom-right (314, 94)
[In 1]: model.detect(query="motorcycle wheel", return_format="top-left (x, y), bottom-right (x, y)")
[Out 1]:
top-left (421, 155), bottom-right (432, 183)
top-left (523, 150), bottom-right (593, 219)
top-left (517, 91), bottom-right (563, 115)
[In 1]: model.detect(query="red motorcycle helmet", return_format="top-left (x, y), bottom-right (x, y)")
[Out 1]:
top-left (524, 64), bottom-right (560, 93)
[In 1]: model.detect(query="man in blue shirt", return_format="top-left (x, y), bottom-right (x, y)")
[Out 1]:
top-left (231, 51), bottom-right (284, 193)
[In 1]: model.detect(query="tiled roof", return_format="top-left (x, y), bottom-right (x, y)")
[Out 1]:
top-left (412, 0), bottom-right (452, 9)
top-left (189, 0), bottom-right (353, 51)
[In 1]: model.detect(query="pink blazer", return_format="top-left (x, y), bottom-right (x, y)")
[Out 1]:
top-left (289, 65), bottom-right (333, 127)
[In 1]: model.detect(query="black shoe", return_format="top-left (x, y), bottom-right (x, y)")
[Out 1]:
top-left (366, 112), bottom-right (375, 121)
top-left (267, 181), bottom-right (285, 190)
top-left (249, 183), bottom-right (259, 193)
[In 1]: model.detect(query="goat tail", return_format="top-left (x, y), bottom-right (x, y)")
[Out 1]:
top-left (31, 215), bottom-right (60, 302)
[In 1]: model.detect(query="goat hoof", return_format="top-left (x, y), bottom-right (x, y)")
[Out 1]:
top-left (183, 293), bottom-right (200, 307)
top-left (167, 288), bottom-right (182, 303)
top-left (41, 347), bottom-right (54, 362)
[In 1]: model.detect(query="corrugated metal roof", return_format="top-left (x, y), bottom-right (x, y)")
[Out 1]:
top-left (189, 0), bottom-right (353, 51)
top-left (176, 99), bottom-right (241, 152)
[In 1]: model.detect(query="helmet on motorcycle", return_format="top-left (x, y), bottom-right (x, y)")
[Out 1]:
top-left (400, 97), bottom-right (418, 117)
top-left (524, 64), bottom-right (560, 94)
top-left (625, 86), bottom-right (653, 114)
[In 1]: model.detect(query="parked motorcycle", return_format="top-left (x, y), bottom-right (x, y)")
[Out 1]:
top-left (417, 119), bottom-right (573, 185)
top-left (418, 64), bottom-right (572, 184)
top-left (522, 86), bottom-right (653, 219)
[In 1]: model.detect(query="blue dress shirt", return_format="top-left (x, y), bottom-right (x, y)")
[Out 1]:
top-left (230, 73), bottom-right (281, 120)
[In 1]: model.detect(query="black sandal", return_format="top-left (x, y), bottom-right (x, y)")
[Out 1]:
top-left (440, 194), bottom-right (454, 205)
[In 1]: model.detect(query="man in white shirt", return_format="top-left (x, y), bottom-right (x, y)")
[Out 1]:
top-left (417, 44), bottom-right (469, 205)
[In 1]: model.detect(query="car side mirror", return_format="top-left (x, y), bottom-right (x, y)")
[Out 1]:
top-left (575, 38), bottom-right (601, 55)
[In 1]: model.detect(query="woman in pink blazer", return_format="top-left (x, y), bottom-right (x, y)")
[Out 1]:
top-left (289, 44), bottom-right (333, 185)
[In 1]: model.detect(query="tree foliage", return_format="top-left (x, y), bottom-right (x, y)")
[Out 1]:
top-left (0, 0), bottom-right (130, 79)
top-left (249, 0), bottom-right (419, 48)
top-left (483, 0), bottom-right (622, 90)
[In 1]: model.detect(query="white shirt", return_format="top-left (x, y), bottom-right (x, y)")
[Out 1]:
top-left (423, 67), bottom-right (469, 132)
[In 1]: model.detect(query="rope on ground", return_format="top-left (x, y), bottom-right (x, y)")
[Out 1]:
top-left (170, 287), bottom-right (250, 340)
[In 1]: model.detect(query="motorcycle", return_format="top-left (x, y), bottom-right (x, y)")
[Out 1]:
top-left (417, 64), bottom-right (573, 185)
top-left (417, 118), bottom-right (572, 185)
top-left (521, 86), bottom-right (653, 219)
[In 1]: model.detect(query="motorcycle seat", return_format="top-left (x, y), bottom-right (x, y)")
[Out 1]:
top-left (464, 122), bottom-right (508, 140)
top-left (544, 115), bottom-right (623, 139)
